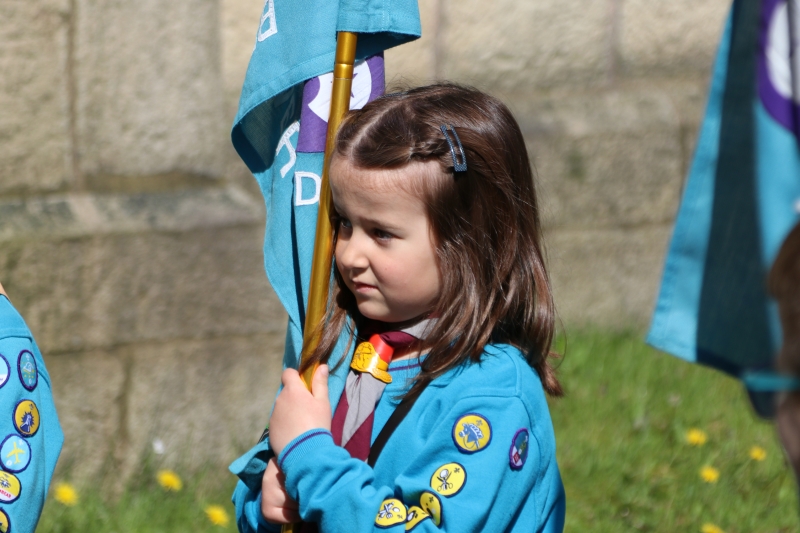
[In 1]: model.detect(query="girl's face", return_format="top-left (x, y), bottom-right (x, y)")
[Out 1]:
top-left (330, 156), bottom-right (442, 324)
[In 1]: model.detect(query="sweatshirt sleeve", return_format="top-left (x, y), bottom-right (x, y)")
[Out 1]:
top-left (277, 394), bottom-right (550, 532)
top-left (0, 296), bottom-right (64, 533)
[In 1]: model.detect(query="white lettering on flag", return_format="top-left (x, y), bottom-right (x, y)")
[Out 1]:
top-left (307, 61), bottom-right (373, 124)
top-left (276, 121), bottom-right (300, 178)
top-left (258, 0), bottom-right (277, 42)
top-left (295, 171), bottom-right (321, 206)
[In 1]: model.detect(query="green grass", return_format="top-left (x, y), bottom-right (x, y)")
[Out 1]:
top-left (37, 330), bottom-right (797, 532)
top-left (550, 330), bottom-right (797, 532)
top-left (37, 468), bottom-right (239, 533)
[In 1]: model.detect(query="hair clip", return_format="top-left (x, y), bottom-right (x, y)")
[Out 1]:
top-left (440, 124), bottom-right (467, 173)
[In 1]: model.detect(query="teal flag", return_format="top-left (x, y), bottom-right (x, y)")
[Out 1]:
top-left (647, 0), bottom-right (800, 417)
top-left (231, 0), bottom-right (421, 373)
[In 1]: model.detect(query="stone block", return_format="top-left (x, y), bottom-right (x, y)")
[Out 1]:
top-left (384, 0), bottom-right (439, 85)
top-left (0, 187), bottom-right (282, 355)
top-left (120, 332), bottom-right (285, 479)
top-left (442, 0), bottom-right (611, 91)
top-left (546, 224), bottom-right (673, 329)
top-left (75, 0), bottom-right (228, 179)
top-left (620, 0), bottom-right (729, 77)
top-left (511, 88), bottom-right (682, 229)
top-left (0, 0), bottom-right (72, 194)
top-left (46, 349), bottom-right (126, 482)
top-left (221, 0), bottom-right (264, 115)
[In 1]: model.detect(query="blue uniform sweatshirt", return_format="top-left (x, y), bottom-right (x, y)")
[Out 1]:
top-left (232, 344), bottom-right (565, 532)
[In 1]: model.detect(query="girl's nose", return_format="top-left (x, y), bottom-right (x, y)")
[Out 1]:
top-left (336, 233), bottom-right (369, 270)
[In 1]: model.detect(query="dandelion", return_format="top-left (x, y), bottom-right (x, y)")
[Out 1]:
top-left (700, 465), bottom-right (720, 483)
top-left (686, 428), bottom-right (708, 446)
top-left (205, 504), bottom-right (230, 527)
top-left (749, 445), bottom-right (767, 461)
top-left (701, 523), bottom-right (725, 533)
top-left (54, 482), bottom-right (79, 506)
top-left (156, 469), bottom-right (183, 491)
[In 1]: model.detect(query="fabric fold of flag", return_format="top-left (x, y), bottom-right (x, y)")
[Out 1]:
top-left (230, 0), bottom-right (421, 379)
top-left (647, 0), bottom-right (800, 417)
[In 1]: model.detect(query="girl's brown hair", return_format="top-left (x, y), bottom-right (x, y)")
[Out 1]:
top-left (300, 83), bottom-right (562, 397)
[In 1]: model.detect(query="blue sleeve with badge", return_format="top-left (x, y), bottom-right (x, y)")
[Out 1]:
top-left (0, 295), bottom-right (64, 533)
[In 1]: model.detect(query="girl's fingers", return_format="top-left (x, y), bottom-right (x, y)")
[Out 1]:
top-left (281, 368), bottom-right (300, 388)
top-left (311, 364), bottom-right (329, 401)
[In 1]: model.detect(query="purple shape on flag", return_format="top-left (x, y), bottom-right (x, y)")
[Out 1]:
top-left (757, 0), bottom-right (800, 138)
top-left (297, 54), bottom-right (385, 153)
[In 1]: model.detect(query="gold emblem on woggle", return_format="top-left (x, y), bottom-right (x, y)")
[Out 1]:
top-left (350, 341), bottom-right (392, 384)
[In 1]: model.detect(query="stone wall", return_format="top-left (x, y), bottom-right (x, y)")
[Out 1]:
top-left (0, 0), bottom-right (730, 481)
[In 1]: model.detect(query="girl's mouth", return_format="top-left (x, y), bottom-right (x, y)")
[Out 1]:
top-left (352, 281), bottom-right (377, 292)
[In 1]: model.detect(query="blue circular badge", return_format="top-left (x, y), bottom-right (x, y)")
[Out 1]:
top-left (17, 351), bottom-right (37, 391)
top-left (0, 354), bottom-right (9, 390)
top-left (509, 428), bottom-right (530, 470)
top-left (0, 435), bottom-right (30, 474)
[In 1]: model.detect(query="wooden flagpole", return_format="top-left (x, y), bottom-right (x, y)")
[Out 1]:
top-left (283, 30), bottom-right (357, 533)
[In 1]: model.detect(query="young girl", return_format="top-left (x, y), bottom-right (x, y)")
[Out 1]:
top-left (233, 84), bottom-right (565, 532)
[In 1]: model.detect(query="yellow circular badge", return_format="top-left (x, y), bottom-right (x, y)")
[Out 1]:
top-left (430, 462), bottom-right (466, 497)
top-left (420, 491), bottom-right (442, 526)
top-left (0, 508), bottom-right (8, 533)
top-left (404, 506), bottom-right (430, 531)
top-left (375, 498), bottom-right (407, 528)
top-left (14, 400), bottom-right (40, 437)
top-left (452, 413), bottom-right (492, 453)
top-left (0, 471), bottom-right (21, 503)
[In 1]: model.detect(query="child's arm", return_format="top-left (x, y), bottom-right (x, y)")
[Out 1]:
top-left (0, 289), bottom-right (64, 532)
top-left (270, 367), bottom-right (564, 532)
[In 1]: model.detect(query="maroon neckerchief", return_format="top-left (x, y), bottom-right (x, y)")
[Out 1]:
top-left (330, 328), bottom-right (423, 461)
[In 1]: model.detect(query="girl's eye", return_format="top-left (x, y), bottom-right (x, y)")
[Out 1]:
top-left (372, 228), bottom-right (393, 240)
top-left (332, 216), bottom-right (352, 230)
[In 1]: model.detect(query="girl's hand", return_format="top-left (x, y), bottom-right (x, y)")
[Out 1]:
top-left (261, 457), bottom-right (300, 524)
top-left (269, 365), bottom-right (331, 456)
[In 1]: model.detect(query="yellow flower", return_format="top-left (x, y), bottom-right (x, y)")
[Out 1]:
top-left (54, 482), bottom-right (79, 506)
top-left (749, 445), bottom-right (767, 461)
top-left (205, 504), bottom-right (230, 527)
top-left (156, 469), bottom-right (183, 491)
top-left (686, 428), bottom-right (708, 446)
top-left (701, 523), bottom-right (725, 533)
top-left (700, 465), bottom-right (720, 483)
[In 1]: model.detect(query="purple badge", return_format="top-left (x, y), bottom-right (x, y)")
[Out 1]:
top-left (757, 0), bottom-right (800, 137)
top-left (509, 428), bottom-right (530, 470)
top-left (296, 54), bottom-right (385, 153)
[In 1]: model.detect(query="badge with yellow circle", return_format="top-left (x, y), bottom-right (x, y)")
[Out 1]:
top-left (430, 462), bottom-right (466, 497)
top-left (404, 506), bottom-right (430, 530)
top-left (0, 508), bottom-right (8, 533)
top-left (452, 413), bottom-right (492, 453)
top-left (419, 491), bottom-right (442, 526)
top-left (13, 400), bottom-right (40, 438)
top-left (375, 498), bottom-right (407, 528)
top-left (0, 471), bottom-right (21, 503)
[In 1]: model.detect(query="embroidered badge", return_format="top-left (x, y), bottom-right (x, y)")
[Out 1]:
top-left (509, 428), bottom-right (530, 470)
top-left (13, 400), bottom-right (40, 438)
top-left (0, 471), bottom-right (21, 503)
top-left (404, 506), bottom-right (430, 530)
top-left (375, 498), bottom-right (407, 528)
top-left (17, 350), bottom-right (37, 391)
top-left (0, 508), bottom-right (8, 532)
top-left (452, 413), bottom-right (492, 453)
top-left (0, 354), bottom-right (9, 390)
top-left (419, 491), bottom-right (442, 527)
top-left (0, 434), bottom-right (30, 473)
top-left (430, 462), bottom-right (466, 497)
